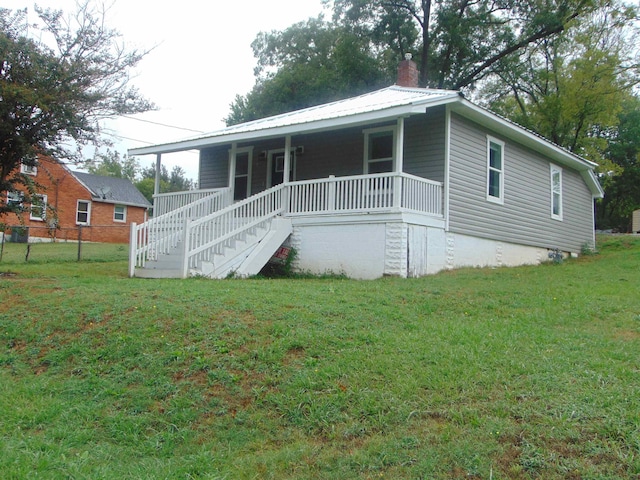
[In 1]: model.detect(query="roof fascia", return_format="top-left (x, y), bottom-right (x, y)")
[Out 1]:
top-left (94, 199), bottom-right (151, 208)
top-left (449, 99), bottom-right (598, 171)
top-left (129, 98), bottom-right (459, 156)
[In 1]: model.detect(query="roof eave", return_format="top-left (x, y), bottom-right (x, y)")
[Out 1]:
top-left (129, 95), bottom-right (460, 156)
top-left (448, 100), bottom-right (604, 197)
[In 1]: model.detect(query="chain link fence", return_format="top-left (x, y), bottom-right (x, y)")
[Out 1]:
top-left (0, 225), bottom-right (129, 263)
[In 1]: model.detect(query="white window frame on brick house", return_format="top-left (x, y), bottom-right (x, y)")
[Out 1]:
top-left (20, 163), bottom-right (37, 176)
top-left (76, 200), bottom-right (91, 225)
top-left (29, 194), bottom-right (47, 221)
top-left (550, 164), bottom-right (563, 221)
top-left (7, 190), bottom-right (24, 210)
top-left (113, 204), bottom-right (126, 222)
top-left (486, 136), bottom-right (505, 204)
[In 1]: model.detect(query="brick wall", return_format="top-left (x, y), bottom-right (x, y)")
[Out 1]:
top-left (2, 155), bottom-right (147, 244)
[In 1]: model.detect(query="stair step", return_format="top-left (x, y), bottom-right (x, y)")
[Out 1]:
top-left (134, 268), bottom-right (184, 279)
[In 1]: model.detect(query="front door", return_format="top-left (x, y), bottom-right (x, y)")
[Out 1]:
top-left (269, 150), bottom-right (295, 187)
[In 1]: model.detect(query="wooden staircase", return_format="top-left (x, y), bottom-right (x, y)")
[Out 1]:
top-left (135, 217), bottom-right (292, 279)
top-left (130, 185), bottom-right (291, 279)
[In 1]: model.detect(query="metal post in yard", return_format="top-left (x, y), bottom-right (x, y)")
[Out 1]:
top-left (128, 222), bottom-right (137, 278)
top-left (77, 225), bottom-right (82, 261)
top-left (0, 229), bottom-right (4, 262)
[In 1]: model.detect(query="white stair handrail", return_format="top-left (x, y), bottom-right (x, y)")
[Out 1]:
top-left (182, 184), bottom-right (287, 277)
top-left (131, 188), bottom-right (231, 269)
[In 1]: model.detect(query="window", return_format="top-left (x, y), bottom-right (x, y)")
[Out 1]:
top-left (29, 194), bottom-right (47, 221)
top-left (76, 200), bottom-right (91, 225)
top-left (114, 204), bottom-right (126, 222)
top-left (7, 191), bottom-right (24, 211)
top-left (234, 151), bottom-right (251, 200)
top-left (364, 127), bottom-right (395, 173)
top-left (20, 163), bottom-right (37, 176)
top-left (487, 136), bottom-right (505, 204)
top-left (550, 164), bottom-right (563, 220)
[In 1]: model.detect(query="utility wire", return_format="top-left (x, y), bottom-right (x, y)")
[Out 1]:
top-left (102, 130), bottom-right (199, 155)
top-left (119, 115), bottom-right (205, 134)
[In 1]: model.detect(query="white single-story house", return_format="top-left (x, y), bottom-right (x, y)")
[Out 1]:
top-left (128, 56), bottom-right (604, 279)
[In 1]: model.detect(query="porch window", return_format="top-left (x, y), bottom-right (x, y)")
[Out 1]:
top-left (234, 151), bottom-right (251, 200)
top-left (76, 200), bottom-right (91, 225)
top-left (550, 164), bottom-right (563, 220)
top-left (29, 194), bottom-right (47, 221)
top-left (364, 126), bottom-right (395, 174)
top-left (114, 204), bottom-right (126, 222)
top-left (487, 136), bottom-right (504, 204)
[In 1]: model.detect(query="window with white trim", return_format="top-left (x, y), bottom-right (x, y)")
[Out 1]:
top-left (114, 204), bottom-right (126, 222)
top-left (487, 136), bottom-right (505, 204)
top-left (550, 164), bottom-right (563, 220)
top-left (364, 126), bottom-right (396, 174)
top-left (29, 194), bottom-right (47, 221)
top-left (76, 200), bottom-right (91, 225)
top-left (7, 191), bottom-right (24, 211)
top-left (20, 163), bottom-right (37, 176)
top-left (234, 151), bottom-right (251, 200)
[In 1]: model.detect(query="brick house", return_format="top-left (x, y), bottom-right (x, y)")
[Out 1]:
top-left (2, 156), bottom-right (151, 243)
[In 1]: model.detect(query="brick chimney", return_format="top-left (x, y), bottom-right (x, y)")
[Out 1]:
top-left (397, 53), bottom-right (419, 88)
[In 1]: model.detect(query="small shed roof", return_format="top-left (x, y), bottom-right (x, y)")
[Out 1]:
top-left (72, 172), bottom-right (151, 208)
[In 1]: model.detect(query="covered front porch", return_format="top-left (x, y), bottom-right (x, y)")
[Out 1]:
top-left (129, 170), bottom-right (444, 279)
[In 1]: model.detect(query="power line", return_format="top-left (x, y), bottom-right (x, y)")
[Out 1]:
top-left (102, 130), bottom-right (199, 155)
top-left (119, 115), bottom-right (205, 133)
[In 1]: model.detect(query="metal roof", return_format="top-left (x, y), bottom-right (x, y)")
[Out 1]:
top-left (72, 172), bottom-right (152, 208)
top-left (129, 86), bottom-right (460, 155)
top-left (127, 84), bottom-right (603, 198)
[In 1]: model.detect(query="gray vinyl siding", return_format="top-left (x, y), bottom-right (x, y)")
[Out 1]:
top-left (404, 107), bottom-right (446, 183)
top-left (199, 146), bottom-right (229, 189)
top-left (448, 113), bottom-right (594, 253)
top-left (294, 127), bottom-right (365, 180)
top-left (198, 113), bottom-right (447, 193)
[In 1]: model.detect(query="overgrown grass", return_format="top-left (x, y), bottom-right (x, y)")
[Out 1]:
top-left (1, 235), bottom-right (639, 479)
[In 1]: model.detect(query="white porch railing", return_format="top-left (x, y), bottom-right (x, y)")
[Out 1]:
top-left (153, 188), bottom-right (231, 217)
top-left (130, 173), bottom-right (443, 276)
top-left (181, 184), bottom-right (286, 277)
top-left (288, 172), bottom-right (442, 216)
top-left (129, 188), bottom-right (232, 271)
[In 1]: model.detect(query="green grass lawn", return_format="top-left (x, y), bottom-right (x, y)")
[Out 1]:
top-left (1, 236), bottom-right (639, 479)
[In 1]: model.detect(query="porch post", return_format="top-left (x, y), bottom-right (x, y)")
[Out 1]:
top-left (283, 135), bottom-right (292, 213)
top-left (229, 142), bottom-right (237, 200)
top-left (283, 135), bottom-right (292, 184)
top-left (394, 117), bottom-right (405, 209)
top-left (128, 222), bottom-right (137, 278)
top-left (153, 154), bottom-right (161, 214)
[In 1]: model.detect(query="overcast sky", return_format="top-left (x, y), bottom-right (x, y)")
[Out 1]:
top-left (5, 0), bottom-right (328, 180)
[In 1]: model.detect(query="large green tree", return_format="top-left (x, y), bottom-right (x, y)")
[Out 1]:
top-left (596, 98), bottom-right (640, 231)
top-left (86, 150), bottom-right (139, 182)
top-left (330, 0), bottom-right (601, 89)
top-left (0, 2), bottom-right (153, 217)
top-left (228, 0), bottom-right (606, 124)
top-left (483, 2), bottom-right (639, 160)
top-left (226, 17), bottom-right (389, 125)
top-left (137, 164), bottom-right (195, 205)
